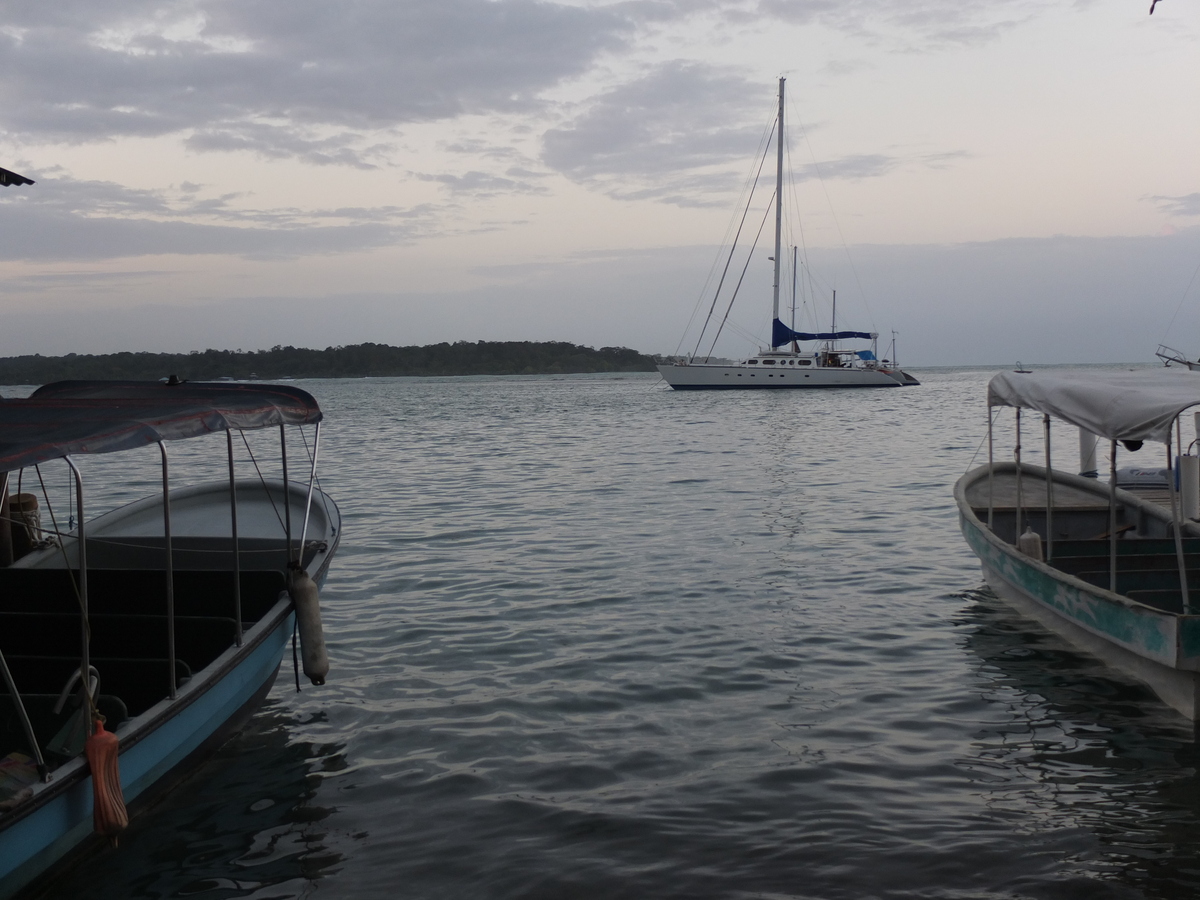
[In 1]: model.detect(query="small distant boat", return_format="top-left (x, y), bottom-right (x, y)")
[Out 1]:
top-left (0, 380), bottom-right (340, 897)
top-left (658, 78), bottom-right (918, 391)
top-left (956, 368), bottom-right (1200, 718)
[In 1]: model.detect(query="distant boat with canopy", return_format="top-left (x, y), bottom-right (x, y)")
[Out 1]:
top-left (957, 367), bottom-right (1200, 719)
top-left (657, 78), bottom-right (919, 390)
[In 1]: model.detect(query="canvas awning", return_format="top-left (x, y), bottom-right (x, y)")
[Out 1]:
top-left (0, 380), bottom-right (322, 473)
top-left (988, 369), bottom-right (1200, 444)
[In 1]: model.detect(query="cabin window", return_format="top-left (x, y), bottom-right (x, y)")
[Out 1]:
top-left (762, 359), bottom-right (775, 365)
top-left (747, 359), bottom-right (758, 365)
top-left (798, 360), bottom-right (811, 366)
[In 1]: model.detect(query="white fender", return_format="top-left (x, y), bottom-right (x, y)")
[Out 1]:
top-left (288, 568), bottom-right (329, 685)
top-left (1017, 526), bottom-right (1043, 561)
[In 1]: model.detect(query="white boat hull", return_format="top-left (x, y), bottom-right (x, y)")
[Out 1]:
top-left (658, 362), bottom-right (905, 389)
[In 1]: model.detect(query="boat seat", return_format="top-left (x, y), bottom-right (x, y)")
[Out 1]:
top-left (1050, 554), bottom-right (1200, 576)
top-left (1048, 538), bottom-right (1200, 558)
top-left (0, 657), bottom-right (191, 718)
top-left (0, 569), bottom-right (286, 622)
top-left (1075, 568), bottom-right (1200, 590)
top-left (72, 536), bottom-right (325, 573)
top-left (1071, 569), bottom-right (1200, 611)
top-left (1126, 590), bottom-right (1191, 613)
top-left (0, 693), bottom-right (128, 759)
top-left (0, 612), bottom-right (240, 672)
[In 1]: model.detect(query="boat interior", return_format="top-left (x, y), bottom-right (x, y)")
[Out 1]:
top-left (966, 464), bottom-right (1200, 615)
top-left (0, 479), bottom-right (334, 780)
top-left (0, 539), bottom-right (323, 775)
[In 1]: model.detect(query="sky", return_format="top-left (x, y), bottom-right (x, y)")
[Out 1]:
top-left (0, 0), bottom-right (1198, 366)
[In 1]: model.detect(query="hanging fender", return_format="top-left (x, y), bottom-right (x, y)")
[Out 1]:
top-left (86, 718), bottom-right (128, 845)
top-left (288, 566), bottom-right (329, 685)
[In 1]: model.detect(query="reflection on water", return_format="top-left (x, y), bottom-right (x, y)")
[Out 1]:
top-left (957, 588), bottom-right (1200, 898)
top-left (33, 704), bottom-right (344, 899)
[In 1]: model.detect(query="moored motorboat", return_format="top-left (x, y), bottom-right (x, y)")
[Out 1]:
top-left (0, 380), bottom-right (340, 898)
top-left (956, 368), bottom-right (1200, 718)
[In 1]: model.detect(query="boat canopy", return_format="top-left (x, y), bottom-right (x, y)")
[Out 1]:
top-left (988, 369), bottom-right (1200, 444)
top-left (0, 380), bottom-right (322, 473)
top-left (771, 319), bottom-right (874, 347)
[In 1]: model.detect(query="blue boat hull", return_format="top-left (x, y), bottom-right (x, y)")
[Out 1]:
top-left (0, 603), bottom-right (294, 899)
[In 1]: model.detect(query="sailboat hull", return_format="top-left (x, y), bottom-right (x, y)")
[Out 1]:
top-left (658, 363), bottom-right (905, 389)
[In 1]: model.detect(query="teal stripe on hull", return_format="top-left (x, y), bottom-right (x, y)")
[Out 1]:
top-left (960, 512), bottom-right (1178, 666)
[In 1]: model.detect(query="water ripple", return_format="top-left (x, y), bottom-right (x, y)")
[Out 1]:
top-left (41, 370), bottom-right (1200, 900)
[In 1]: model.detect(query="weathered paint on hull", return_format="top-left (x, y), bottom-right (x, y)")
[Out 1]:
top-left (956, 465), bottom-right (1200, 719)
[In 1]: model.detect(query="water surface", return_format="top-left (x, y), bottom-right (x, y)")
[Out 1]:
top-left (32, 369), bottom-right (1200, 899)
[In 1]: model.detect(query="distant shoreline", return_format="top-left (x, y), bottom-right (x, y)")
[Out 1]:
top-left (0, 341), bottom-right (660, 386)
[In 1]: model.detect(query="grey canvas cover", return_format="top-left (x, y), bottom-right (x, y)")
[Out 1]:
top-left (0, 381), bottom-right (321, 473)
top-left (988, 369), bottom-right (1200, 444)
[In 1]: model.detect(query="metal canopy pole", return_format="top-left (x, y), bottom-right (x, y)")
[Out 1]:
top-left (280, 425), bottom-right (292, 565)
top-left (987, 407), bottom-right (995, 531)
top-left (1109, 440), bottom-right (1118, 594)
top-left (1015, 409), bottom-right (1024, 541)
top-left (298, 423), bottom-right (321, 563)
top-left (0, 649), bottom-right (46, 779)
top-left (159, 443), bottom-right (176, 699)
top-left (1044, 414), bottom-right (1054, 561)
top-left (64, 457), bottom-right (90, 706)
top-left (1168, 439), bottom-right (1192, 613)
top-left (228, 431), bottom-right (242, 647)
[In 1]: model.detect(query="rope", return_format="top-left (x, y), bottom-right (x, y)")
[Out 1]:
top-left (965, 408), bottom-right (999, 472)
top-left (1161, 251), bottom-right (1200, 342)
top-left (793, 109), bottom-right (878, 333)
top-left (240, 431), bottom-right (287, 534)
top-left (706, 193), bottom-right (776, 358)
top-left (291, 618), bottom-right (301, 693)
top-left (299, 426), bottom-right (335, 540)
top-left (692, 122), bottom-right (777, 361)
top-left (35, 464), bottom-right (100, 725)
top-left (677, 110), bottom-right (778, 359)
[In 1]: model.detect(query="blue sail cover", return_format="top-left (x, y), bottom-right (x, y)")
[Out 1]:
top-left (771, 319), bottom-right (875, 347)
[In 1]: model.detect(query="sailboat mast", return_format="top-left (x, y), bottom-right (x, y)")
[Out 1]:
top-left (772, 77), bottom-right (784, 326)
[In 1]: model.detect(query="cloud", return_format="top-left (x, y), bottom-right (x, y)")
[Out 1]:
top-left (541, 62), bottom-right (967, 205)
top-left (756, 0), bottom-right (1037, 47)
top-left (413, 169), bottom-right (550, 198)
top-left (542, 61), bottom-right (770, 203)
top-left (1153, 193), bottom-right (1200, 217)
top-left (0, 173), bottom-right (436, 260)
top-left (0, 0), bottom-right (631, 161)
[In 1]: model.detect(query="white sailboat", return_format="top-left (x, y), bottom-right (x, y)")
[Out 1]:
top-left (658, 78), bottom-right (918, 390)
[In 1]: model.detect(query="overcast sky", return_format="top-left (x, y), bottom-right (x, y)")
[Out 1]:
top-left (0, 0), bottom-right (1197, 366)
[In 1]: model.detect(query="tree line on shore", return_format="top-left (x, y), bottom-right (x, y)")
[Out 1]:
top-left (0, 341), bottom-right (661, 385)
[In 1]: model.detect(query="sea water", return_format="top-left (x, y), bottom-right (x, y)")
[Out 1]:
top-left (32, 368), bottom-right (1200, 900)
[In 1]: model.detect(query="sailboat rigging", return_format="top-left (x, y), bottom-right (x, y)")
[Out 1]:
top-left (658, 78), bottom-right (918, 390)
